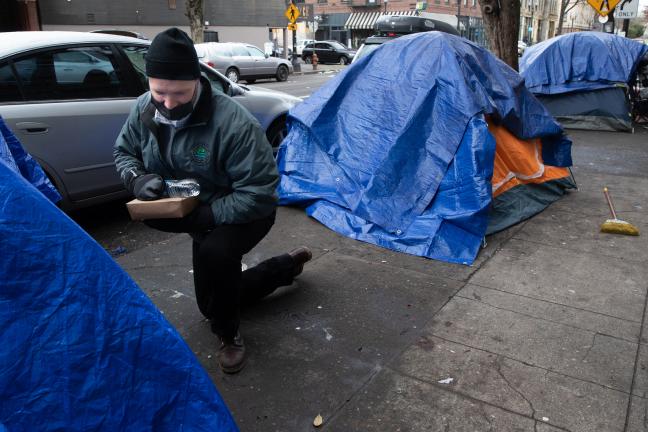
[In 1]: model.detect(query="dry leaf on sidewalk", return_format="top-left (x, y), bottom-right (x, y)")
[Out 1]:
top-left (313, 414), bottom-right (323, 427)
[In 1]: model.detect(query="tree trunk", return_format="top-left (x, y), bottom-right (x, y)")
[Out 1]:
top-left (185, 0), bottom-right (204, 43)
top-left (478, 0), bottom-right (521, 71)
top-left (557, 0), bottom-right (569, 35)
top-left (539, 0), bottom-right (552, 40)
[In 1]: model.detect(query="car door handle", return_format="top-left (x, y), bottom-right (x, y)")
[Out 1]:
top-left (15, 122), bottom-right (49, 134)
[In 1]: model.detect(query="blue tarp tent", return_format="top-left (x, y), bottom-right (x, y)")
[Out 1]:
top-left (0, 117), bottom-right (238, 432)
top-left (520, 32), bottom-right (648, 131)
top-left (278, 32), bottom-right (573, 265)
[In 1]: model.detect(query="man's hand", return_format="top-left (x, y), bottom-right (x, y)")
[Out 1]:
top-left (133, 173), bottom-right (165, 201)
top-left (144, 204), bottom-right (215, 233)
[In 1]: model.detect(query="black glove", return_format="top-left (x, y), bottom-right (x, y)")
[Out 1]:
top-left (132, 173), bottom-right (165, 201)
top-left (144, 204), bottom-right (215, 233)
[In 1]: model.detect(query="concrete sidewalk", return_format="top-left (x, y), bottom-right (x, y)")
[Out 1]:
top-left (292, 63), bottom-right (346, 76)
top-left (116, 128), bottom-right (648, 431)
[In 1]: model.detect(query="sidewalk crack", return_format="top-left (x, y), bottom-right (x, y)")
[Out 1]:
top-left (495, 356), bottom-right (536, 419)
top-left (581, 332), bottom-right (600, 362)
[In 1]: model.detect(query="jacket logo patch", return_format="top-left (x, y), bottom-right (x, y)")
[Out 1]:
top-left (191, 145), bottom-right (210, 164)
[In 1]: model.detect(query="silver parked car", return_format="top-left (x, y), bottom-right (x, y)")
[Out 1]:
top-left (194, 42), bottom-right (293, 84)
top-left (0, 31), bottom-right (301, 210)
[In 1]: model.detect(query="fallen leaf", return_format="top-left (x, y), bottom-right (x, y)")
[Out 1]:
top-left (313, 414), bottom-right (323, 427)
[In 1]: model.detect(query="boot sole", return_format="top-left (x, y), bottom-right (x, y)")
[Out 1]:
top-left (220, 357), bottom-right (247, 374)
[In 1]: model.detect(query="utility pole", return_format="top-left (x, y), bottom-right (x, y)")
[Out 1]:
top-left (457, 0), bottom-right (462, 33)
top-left (384, 0), bottom-right (388, 13)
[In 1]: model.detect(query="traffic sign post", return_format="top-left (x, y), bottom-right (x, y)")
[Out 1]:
top-left (284, 2), bottom-right (301, 72)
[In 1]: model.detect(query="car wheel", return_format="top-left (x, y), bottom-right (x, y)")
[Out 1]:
top-left (266, 118), bottom-right (287, 157)
top-left (226, 67), bottom-right (239, 83)
top-left (303, 56), bottom-right (312, 64)
top-left (339, 56), bottom-right (349, 65)
top-left (246, 79), bottom-right (256, 84)
top-left (276, 65), bottom-right (289, 82)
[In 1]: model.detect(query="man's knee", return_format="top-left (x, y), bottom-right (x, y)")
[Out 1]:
top-left (196, 234), bottom-right (240, 263)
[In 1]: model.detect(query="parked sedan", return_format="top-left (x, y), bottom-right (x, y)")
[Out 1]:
top-left (194, 42), bottom-right (293, 84)
top-left (302, 41), bottom-right (356, 65)
top-left (0, 31), bottom-right (300, 210)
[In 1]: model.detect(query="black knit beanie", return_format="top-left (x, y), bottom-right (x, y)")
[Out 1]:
top-left (145, 28), bottom-right (201, 80)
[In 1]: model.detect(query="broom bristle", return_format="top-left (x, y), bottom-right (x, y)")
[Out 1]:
top-left (600, 219), bottom-right (640, 236)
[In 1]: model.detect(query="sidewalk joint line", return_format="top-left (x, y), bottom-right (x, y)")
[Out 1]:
top-left (623, 277), bottom-right (648, 431)
top-left (506, 237), bottom-right (648, 264)
top-left (455, 293), bottom-right (638, 344)
top-left (388, 366), bottom-right (572, 431)
top-left (428, 334), bottom-right (632, 396)
top-left (467, 282), bottom-right (644, 326)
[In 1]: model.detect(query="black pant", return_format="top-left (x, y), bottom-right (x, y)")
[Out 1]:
top-left (191, 212), bottom-right (296, 339)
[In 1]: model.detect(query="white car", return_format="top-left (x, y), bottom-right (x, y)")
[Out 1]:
top-left (518, 40), bottom-right (528, 57)
top-left (0, 31), bottom-right (301, 209)
top-left (295, 39), bottom-right (315, 56)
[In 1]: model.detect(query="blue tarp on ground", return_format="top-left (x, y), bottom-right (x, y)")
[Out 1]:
top-left (277, 32), bottom-right (571, 265)
top-left (0, 123), bottom-right (238, 431)
top-left (520, 31), bottom-right (648, 95)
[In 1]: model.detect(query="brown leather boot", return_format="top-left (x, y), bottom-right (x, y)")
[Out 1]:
top-left (218, 332), bottom-right (246, 374)
top-left (289, 246), bottom-right (313, 277)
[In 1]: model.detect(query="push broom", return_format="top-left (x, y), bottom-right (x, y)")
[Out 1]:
top-left (600, 187), bottom-right (640, 236)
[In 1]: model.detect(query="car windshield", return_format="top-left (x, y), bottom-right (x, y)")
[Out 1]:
top-left (355, 43), bottom-right (382, 61)
top-left (328, 41), bottom-right (347, 50)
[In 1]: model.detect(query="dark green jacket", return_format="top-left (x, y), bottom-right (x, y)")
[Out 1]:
top-left (114, 77), bottom-right (279, 225)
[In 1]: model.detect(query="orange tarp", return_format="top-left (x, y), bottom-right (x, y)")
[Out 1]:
top-left (488, 122), bottom-right (570, 197)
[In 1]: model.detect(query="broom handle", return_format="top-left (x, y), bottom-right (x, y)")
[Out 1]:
top-left (603, 187), bottom-right (618, 220)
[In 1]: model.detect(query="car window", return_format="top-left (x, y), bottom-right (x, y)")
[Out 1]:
top-left (11, 46), bottom-right (129, 101)
top-left (246, 46), bottom-right (266, 58)
top-left (329, 41), bottom-right (347, 50)
top-left (119, 45), bottom-right (226, 95)
top-left (354, 43), bottom-right (382, 61)
top-left (194, 44), bottom-right (208, 58)
top-left (314, 43), bottom-right (330, 49)
top-left (304, 44), bottom-right (314, 49)
top-left (212, 44), bottom-right (232, 57)
top-left (200, 66), bottom-right (227, 93)
top-left (0, 63), bottom-right (22, 102)
top-left (231, 45), bottom-right (250, 57)
top-left (121, 45), bottom-right (148, 90)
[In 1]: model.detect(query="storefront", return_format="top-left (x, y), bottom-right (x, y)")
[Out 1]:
top-left (344, 10), bottom-right (417, 49)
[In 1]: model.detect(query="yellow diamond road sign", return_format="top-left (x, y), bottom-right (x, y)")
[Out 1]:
top-left (285, 3), bottom-right (300, 23)
top-left (586, 0), bottom-right (620, 16)
top-left (287, 23), bottom-right (297, 31)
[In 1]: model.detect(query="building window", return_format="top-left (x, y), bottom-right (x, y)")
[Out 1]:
top-left (472, 0), bottom-right (476, 6)
top-left (168, 0), bottom-right (176, 9)
top-left (318, 0), bottom-right (327, 3)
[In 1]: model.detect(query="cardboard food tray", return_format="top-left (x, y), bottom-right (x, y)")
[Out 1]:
top-left (126, 196), bottom-right (199, 220)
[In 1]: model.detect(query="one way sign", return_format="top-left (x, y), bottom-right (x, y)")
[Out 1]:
top-left (616, 0), bottom-right (640, 18)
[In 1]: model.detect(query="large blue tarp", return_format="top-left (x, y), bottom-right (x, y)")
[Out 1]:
top-left (520, 31), bottom-right (648, 95)
top-left (0, 129), bottom-right (238, 431)
top-left (277, 32), bottom-right (571, 264)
